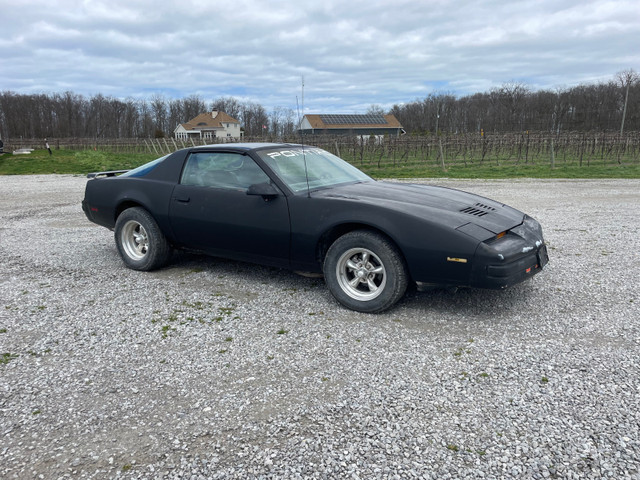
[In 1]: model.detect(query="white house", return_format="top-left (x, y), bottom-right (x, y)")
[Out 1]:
top-left (174, 111), bottom-right (242, 140)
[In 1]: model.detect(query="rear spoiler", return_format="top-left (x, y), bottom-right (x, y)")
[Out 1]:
top-left (86, 170), bottom-right (129, 179)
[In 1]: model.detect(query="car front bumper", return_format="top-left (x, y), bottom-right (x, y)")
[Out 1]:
top-left (472, 243), bottom-right (548, 289)
top-left (469, 215), bottom-right (549, 289)
top-left (415, 215), bottom-right (549, 291)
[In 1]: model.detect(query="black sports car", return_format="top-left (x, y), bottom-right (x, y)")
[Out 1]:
top-left (82, 143), bottom-right (548, 313)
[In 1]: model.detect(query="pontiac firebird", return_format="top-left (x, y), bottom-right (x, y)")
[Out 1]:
top-left (82, 143), bottom-right (548, 313)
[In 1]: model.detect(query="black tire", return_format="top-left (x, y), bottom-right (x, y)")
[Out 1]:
top-left (323, 230), bottom-right (408, 313)
top-left (114, 207), bottom-right (171, 271)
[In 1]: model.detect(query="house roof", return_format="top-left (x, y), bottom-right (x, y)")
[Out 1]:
top-left (302, 113), bottom-right (403, 130)
top-left (179, 111), bottom-right (240, 131)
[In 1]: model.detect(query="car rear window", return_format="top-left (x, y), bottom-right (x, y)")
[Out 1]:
top-left (120, 155), bottom-right (169, 177)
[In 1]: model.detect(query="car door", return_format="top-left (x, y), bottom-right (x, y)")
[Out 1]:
top-left (168, 151), bottom-right (291, 267)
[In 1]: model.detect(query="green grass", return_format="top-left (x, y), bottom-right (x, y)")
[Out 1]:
top-left (359, 159), bottom-right (640, 179)
top-left (1, 353), bottom-right (19, 365)
top-left (1, 147), bottom-right (638, 178)
top-left (0, 149), bottom-right (156, 175)
top-left (343, 148), bottom-right (640, 178)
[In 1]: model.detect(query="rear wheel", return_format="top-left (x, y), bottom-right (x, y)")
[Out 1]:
top-left (114, 207), bottom-right (171, 271)
top-left (324, 230), bottom-right (408, 313)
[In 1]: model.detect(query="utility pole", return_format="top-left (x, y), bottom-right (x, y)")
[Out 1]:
top-left (620, 80), bottom-right (630, 135)
top-left (617, 69), bottom-right (638, 135)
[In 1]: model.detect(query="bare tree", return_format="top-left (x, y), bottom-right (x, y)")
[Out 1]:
top-left (150, 94), bottom-right (167, 137)
top-left (211, 96), bottom-right (242, 120)
top-left (366, 104), bottom-right (386, 115)
top-left (241, 102), bottom-right (268, 137)
top-left (182, 95), bottom-right (207, 122)
top-left (123, 98), bottom-right (140, 137)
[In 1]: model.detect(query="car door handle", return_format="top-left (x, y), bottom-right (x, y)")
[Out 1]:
top-left (174, 196), bottom-right (190, 203)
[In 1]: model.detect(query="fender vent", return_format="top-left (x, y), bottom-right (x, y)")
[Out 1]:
top-left (460, 203), bottom-right (496, 217)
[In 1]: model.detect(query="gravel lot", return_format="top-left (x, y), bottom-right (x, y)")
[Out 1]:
top-left (1, 175), bottom-right (639, 479)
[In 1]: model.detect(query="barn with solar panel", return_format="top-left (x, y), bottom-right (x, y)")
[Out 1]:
top-left (298, 114), bottom-right (405, 137)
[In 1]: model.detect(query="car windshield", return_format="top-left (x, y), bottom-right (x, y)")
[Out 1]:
top-left (120, 154), bottom-right (169, 177)
top-left (257, 147), bottom-right (372, 193)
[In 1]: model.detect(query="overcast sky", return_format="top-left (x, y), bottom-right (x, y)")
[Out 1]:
top-left (1, 0), bottom-right (638, 113)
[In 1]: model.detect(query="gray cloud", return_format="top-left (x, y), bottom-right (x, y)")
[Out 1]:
top-left (1, 0), bottom-right (638, 112)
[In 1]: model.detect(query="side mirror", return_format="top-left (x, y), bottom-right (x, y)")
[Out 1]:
top-left (246, 182), bottom-right (280, 200)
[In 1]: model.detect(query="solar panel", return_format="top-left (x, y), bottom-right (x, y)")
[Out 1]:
top-left (320, 114), bottom-right (388, 125)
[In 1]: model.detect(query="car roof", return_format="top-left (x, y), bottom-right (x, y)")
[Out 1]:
top-left (191, 142), bottom-right (301, 152)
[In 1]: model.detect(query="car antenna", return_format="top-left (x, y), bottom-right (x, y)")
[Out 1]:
top-left (296, 77), bottom-right (311, 199)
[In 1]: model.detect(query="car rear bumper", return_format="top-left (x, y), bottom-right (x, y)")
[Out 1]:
top-left (82, 199), bottom-right (111, 229)
top-left (81, 199), bottom-right (91, 219)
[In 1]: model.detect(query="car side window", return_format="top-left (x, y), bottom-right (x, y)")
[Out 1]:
top-left (181, 152), bottom-right (270, 190)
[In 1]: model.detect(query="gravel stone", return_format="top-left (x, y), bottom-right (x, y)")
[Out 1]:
top-left (0, 175), bottom-right (639, 479)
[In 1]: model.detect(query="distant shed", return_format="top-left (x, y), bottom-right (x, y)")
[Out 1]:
top-left (299, 114), bottom-right (405, 136)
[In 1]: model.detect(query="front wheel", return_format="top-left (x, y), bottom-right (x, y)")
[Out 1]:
top-left (324, 230), bottom-right (408, 313)
top-left (114, 207), bottom-right (171, 271)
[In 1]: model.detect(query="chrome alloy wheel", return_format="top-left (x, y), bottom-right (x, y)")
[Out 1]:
top-left (120, 220), bottom-right (149, 261)
top-left (336, 247), bottom-right (387, 301)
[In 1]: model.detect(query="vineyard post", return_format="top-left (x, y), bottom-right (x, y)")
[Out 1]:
top-left (146, 139), bottom-right (159, 156)
top-left (392, 137), bottom-right (397, 167)
top-left (400, 141), bottom-right (409, 164)
top-left (516, 132), bottom-right (523, 164)
top-left (481, 134), bottom-right (487, 163)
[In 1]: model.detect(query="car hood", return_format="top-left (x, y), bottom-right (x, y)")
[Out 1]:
top-left (315, 181), bottom-right (525, 236)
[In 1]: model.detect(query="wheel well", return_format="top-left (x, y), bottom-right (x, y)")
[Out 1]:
top-left (115, 201), bottom-right (144, 222)
top-left (317, 223), bottom-right (407, 267)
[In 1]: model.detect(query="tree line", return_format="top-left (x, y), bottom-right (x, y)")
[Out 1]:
top-left (0, 93), bottom-right (298, 140)
top-left (389, 70), bottom-right (639, 135)
top-left (0, 70), bottom-right (637, 141)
